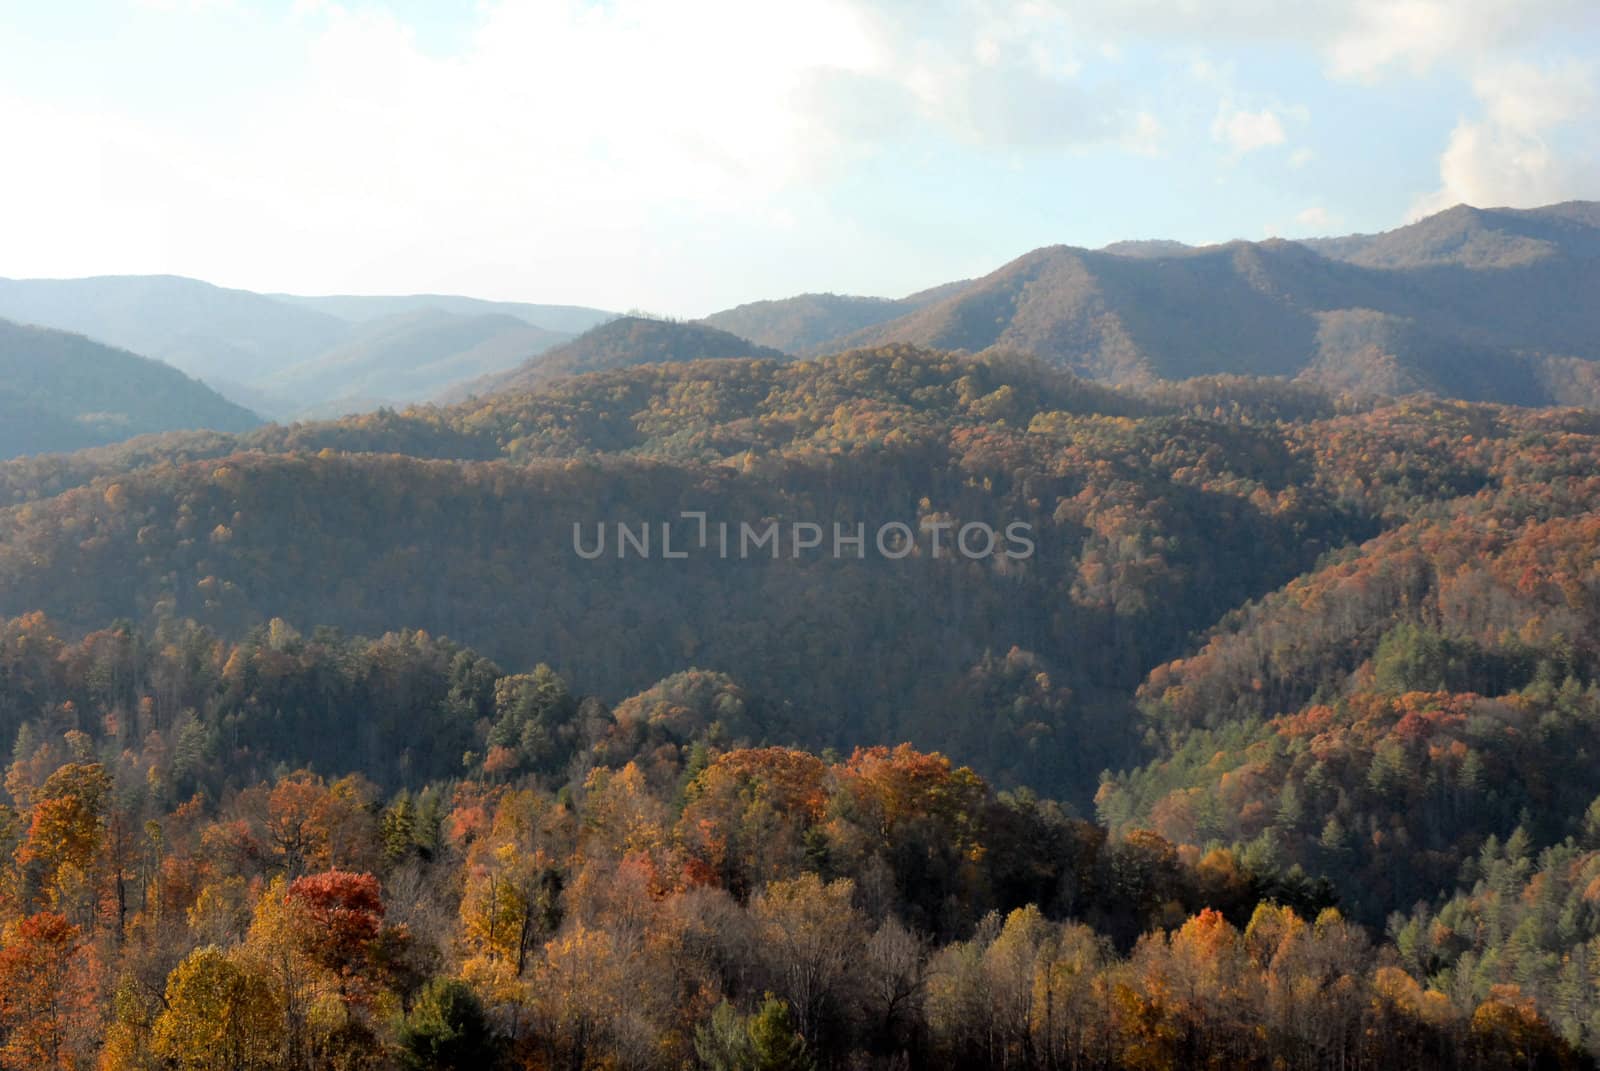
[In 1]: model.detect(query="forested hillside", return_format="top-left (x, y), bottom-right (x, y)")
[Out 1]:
top-left (4, 344), bottom-right (1600, 1068)
top-left (261, 311), bottom-right (573, 419)
top-left (0, 319), bottom-right (261, 459)
top-left (0, 277), bottom-right (612, 418)
top-left (16, 0), bottom-right (1600, 1052)
top-left (0, 275), bottom-right (350, 388)
top-left (0, 347), bottom-right (1386, 797)
top-left (8, 347), bottom-right (1600, 805)
top-left (699, 281), bottom-right (969, 355)
top-left (455, 317), bottom-right (790, 398)
top-left (709, 201), bottom-right (1600, 405)
top-left (1303, 201), bottom-right (1600, 268)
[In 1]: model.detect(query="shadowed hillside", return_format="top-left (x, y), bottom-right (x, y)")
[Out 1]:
top-left (0, 319), bottom-right (261, 459)
top-left (0, 275), bottom-right (613, 418)
top-left (0, 274), bottom-right (349, 385)
top-left (4, 346), bottom-right (1600, 1066)
top-left (451, 315), bottom-right (789, 398)
top-left (262, 310), bottom-right (572, 418)
top-left (812, 202), bottom-right (1600, 403)
top-left (700, 280), bottom-right (970, 354)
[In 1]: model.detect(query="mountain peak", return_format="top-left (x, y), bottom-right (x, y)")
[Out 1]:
top-left (450, 316), bottom-right (788, 400)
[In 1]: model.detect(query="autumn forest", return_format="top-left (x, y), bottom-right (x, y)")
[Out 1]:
top-left (4, 341), bottom-right (1600, 1070)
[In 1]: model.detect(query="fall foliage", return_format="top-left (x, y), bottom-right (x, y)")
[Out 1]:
top-left (1, 352), bottom-right (1600, 1066)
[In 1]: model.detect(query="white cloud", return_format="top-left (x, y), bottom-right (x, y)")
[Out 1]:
top-left (1064, 0), bottom-right (1594, 81)
top-left (0, 0), bottom-right (1184, 310)
top-left (3, 0), bottom-right (1597, 308)
top-left (1262, 204), bottom-right (1340, 239)
top-left (1213, 107), bottom-right (1288, 154)
top-left (0, 0), bottom-right (1170, 274)
top-left (1295, 205), bottom-right (1337, 230)
top-left (1201, 71), bottom-right (1305, 163)
top-left (1326, 0), bottom-right (1593, 81)
top-left (832, 2), bottom-right (1148, 150)
top-left (1474, 59), bottom-right (1596, 130)
top-left (1412, 60), bottom-right (1598, 215)
top-left (133, 0), bottom-right (236, 10)
top-left (1123, 111), bottom-right (1166, 157)
top-left (1289, 147), bottom-right (1316, 168)
top-left (1, 0), bottom-right (906, 308)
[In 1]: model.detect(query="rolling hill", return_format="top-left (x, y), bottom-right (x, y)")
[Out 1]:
top-left (7, 341), bottom-right (1600, 1061)
top-left (0, 275), bottom-right (613, 418)
top-left (271, 291), bottom-right (613, 335)
top-left (0, 348), bottom-right (1337, 793)
top-left (4, 341), bottom-right (1600, 828)
top-left (450, 315), bottom-right (789, 398)
top-left (0, 318), bottom-right (260, 459)
top-left (260, 310), bottom-right (573, 418)
top-left (698, 280), bottom-right (969, 354)
top-left (0, 274), bottom-right (349, 387)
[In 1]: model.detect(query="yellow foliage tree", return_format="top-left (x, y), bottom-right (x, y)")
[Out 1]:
top-left (151, 946), bottom-right (284, 1071)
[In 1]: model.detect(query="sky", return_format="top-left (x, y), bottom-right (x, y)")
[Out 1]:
top-left (0, 0), bottom-right (1597, 316)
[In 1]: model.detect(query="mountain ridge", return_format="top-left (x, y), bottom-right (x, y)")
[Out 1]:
top-left (448, 315), bottom-right (790, 399)
top-left (7, 200), bottom-right (1600, 420)
top-left (0, 275), bottom-right (614, 419)
top-left (0, 317), bottom-right (261, 459)
top-left (753, 201), bottom-right (1600, 403)
top-left (698, 279), bottom-right (971, 354)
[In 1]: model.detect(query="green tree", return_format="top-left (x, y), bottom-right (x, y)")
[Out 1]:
top-left (748, 996), bottom-right (814, 1071)
top-left (694, 1001), bottom-right (756, 1071)
top-left (396, 978), bottom-right (499, 1071)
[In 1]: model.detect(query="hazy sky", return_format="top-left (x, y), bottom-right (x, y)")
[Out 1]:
top-left (2, 0), bottom-right (1597, 315)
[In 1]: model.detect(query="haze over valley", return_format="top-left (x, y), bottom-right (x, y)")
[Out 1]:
top-left (6, 198), bottom-right (1600, 457)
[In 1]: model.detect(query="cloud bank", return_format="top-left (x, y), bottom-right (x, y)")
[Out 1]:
top-left (0, 0), bottom-right (1594, 310)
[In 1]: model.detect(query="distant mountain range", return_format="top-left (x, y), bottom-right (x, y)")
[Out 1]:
top-left (269, 292), bottom-right (617, 335)
top-left (259, 310), bottom-right (572, 419)
top-left (4, 201), bottom-right (1600, 432)
top-left (692, 200), bottom-right (1600, 407)
top-left (456, 200), bottom-right (1600, 408)
top-left (0, 319), bottom-right (259, 459)
top-left (0, 276), bottom-right (614, 419)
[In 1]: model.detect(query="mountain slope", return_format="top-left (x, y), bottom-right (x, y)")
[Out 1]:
top-left (824, 203), bottom-right (1600, 403)
top-left (453, 316), bottom-right (788, 398)
top-left (272, 292), bottom-right (613, 334)
top-left (0, 319), bottom-right (261, 459)
top-left (699, 280), bottom-right (970, 354)
top-left (1304, 201), bottom-right (1600, 268)
top-left (4, 345), bottom-right (1600, 832)
top-left (829, 243), bottom-right (1329, 383)
top-left (0, 394), bottom-right (97, 459)
top-left (0, 348), bottom-right (1354, 797)
top-left (261, 310), bottom-right (573, 418)
top-left (0, 274), bottom-right (349, 386)
top-left (0, 276), bottom-right (611, 419)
